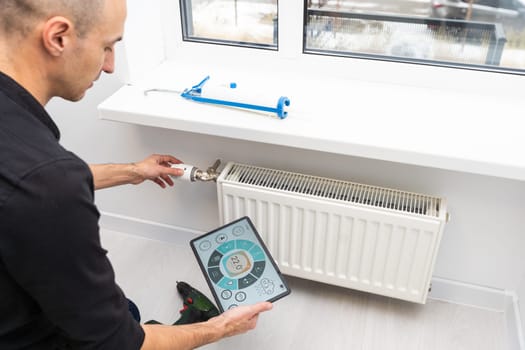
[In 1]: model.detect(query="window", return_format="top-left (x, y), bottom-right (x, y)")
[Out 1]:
top-left (180, 0), bottom-right (278, 49)
top-left (177, 1), bottom-right (524, 74)
top-left (304, 0), bottom-right (525, 72)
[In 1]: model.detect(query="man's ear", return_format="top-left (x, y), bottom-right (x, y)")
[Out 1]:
top-left (41, 16), bottom-right (74, 57)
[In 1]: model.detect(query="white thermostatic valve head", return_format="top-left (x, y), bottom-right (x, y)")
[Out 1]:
top-left (170, 159), bottom-right (221, 183)
top-left (171, 164), bottom-right (198, 182)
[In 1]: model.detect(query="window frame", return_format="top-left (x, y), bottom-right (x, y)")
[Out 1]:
top-left (178, 0), bottom-right (279, 50)
top-left (171, 0), bottom-right (525, 76)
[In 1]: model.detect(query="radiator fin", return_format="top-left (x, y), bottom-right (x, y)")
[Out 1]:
top-left (224, 163), bottom-right (441, 218)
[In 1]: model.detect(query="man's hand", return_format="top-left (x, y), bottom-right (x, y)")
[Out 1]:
top-left (141, 302), bottom-right (273, 350)
top-left (207, 302), bottom-right (273, 338)
top-left (89, 154), bottom-right (184, 190)
top-left (129, 154), bottom-right (184, 188)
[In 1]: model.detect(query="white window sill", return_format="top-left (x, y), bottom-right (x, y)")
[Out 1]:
top-left (98, 60), bottom-right (525, 182)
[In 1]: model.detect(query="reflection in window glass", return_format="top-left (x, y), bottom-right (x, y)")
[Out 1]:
top-left (304, 0), bottom-right (525, 72)
top-left (180, 0), bottom-right (278, 49)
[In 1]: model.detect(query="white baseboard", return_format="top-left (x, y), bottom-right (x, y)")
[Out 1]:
top-left (99, 211), bottom-right (524, 350)
top-left (508, 293), bottom-right (525, 350)
top-left (99, 211), bottom-right (201, 244)
top-left (430, 276), bottom-right (523, 350)
top-left (430, 276), bottom-right (508, 312)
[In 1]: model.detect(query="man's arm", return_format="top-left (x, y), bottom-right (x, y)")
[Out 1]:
top-left (140, 302), bottom-right (273, 350)
top-left (89, 154), bottom-right (184, 190)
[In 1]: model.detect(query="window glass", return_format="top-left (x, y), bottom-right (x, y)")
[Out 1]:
top-left (304, 0), bottom-right (525, 72)
top-left (180, 0), bottom-right (278, 49)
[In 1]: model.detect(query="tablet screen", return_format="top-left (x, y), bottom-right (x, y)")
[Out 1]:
top-left (190, 216), bottom-right (291, 312)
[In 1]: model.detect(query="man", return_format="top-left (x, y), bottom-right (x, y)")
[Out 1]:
top-left (0, 0), bottom-right (272, 349)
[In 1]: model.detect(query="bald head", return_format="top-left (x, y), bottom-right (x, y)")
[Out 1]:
top-left (0, 0), bottom-right (126, 105)
top-left (0, 0), bottom-right (104, 38)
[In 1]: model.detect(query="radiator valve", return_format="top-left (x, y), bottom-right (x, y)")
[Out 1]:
top-left (171, 159), bottom-right (221, 183)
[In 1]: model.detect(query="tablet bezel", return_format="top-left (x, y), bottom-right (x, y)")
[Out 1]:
top-left (190, 216), bottom-right (291, 312)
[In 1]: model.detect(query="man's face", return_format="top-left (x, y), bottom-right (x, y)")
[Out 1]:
top-left (58, 0), bottom-right (127, 101)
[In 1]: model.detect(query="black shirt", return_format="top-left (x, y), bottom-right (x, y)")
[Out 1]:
top-left (0, 71), bottom-right (145, 349)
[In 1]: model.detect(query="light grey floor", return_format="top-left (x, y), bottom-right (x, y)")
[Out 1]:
top-left (100, 229), bottom-right (508, 350)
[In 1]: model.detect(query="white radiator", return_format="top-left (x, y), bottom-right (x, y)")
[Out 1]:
top-left (217, 162), bottom-right (447, 304)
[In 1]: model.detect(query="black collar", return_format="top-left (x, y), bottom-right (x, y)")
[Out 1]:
top-left (0, 71), bottom-right (60, 140)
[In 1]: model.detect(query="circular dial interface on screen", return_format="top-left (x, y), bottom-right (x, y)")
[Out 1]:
top-left (224, 251), bottom-right (251, 277)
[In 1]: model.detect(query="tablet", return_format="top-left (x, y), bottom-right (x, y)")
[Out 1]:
top-left (190, 216), bottom-right (291, 312)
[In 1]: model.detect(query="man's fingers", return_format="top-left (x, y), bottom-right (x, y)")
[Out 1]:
top-left (153, 154), bottom-right (182, 165)
top-left (153, 178), bottom-right (166, 188)
top-left (251, 301), bottom-right (273, 314)
top-left (165, 167), bottom-right (184, 177)
top-left (160, 174), bottom-right (174, 187)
